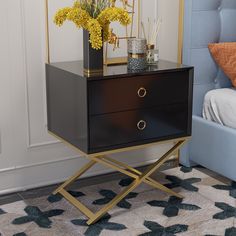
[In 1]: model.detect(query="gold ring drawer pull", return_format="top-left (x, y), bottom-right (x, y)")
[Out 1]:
top-left (137, 87), bottom-right (147, 98)
top-left (137, 120), bottom-right (147, 131)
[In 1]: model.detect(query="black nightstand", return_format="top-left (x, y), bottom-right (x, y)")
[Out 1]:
top-left (46, 60), bottom-right (193, 154)
top-left (46, 60), bottom-right (193, 224)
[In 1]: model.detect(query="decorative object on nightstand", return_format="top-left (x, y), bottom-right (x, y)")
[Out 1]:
top-left (46, 59), bottom-right (194, 225)
top-left (142, 18), bottom-right (161, 65)
top-left (146, 44), bottom-right (159, 65)
top-left (53, 0), bottom-right (131, 75)
top-left (127, 38), bottom-right (147, 70)
top-left (104, 0), bottom-right (141, 66)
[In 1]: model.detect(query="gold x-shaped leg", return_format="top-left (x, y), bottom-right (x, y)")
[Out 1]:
top-left (53, 138), bottom-right (187, 225)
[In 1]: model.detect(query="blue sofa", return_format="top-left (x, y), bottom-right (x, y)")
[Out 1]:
top-left (180, 0), bottom-right (236, 181)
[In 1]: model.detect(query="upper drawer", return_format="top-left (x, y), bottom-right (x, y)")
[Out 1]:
top-left (88, 71), bottom-right (190, 115)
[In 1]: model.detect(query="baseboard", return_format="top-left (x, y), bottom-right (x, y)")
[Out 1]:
top-left (0, 155), bottom-right (178, 195)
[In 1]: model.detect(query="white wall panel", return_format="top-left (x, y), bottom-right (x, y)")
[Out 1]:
top-left (0, 1), bottom-right (9, 156)
top-left (48, 0), bottom-right (83, 62)
top-left (158, 0), bottom-right (180, 62)
top-left (22, 0), bottom-right (58, 147)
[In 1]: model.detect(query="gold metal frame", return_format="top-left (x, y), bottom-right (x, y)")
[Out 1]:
top-left (177, 0), bottom-right (184, 64)
top-left (45, 0), bottom-right (50, 64)
top-left (50, 131), bottom-right (189, 225)
top-left (103, 0), bottom-right (140, 66)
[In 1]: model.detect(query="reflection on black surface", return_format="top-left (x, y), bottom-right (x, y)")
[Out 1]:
top-left (50, 60), bottom-right (189, 80)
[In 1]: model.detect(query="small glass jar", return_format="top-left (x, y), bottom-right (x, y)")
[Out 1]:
top-left (146, 44), bottom-right (159, 65)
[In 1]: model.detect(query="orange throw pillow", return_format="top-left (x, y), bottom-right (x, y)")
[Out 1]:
top-left (208, 42), bottom-right (236, 87)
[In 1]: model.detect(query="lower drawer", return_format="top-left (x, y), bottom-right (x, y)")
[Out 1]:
top-left (89, 104), bottom-right (189, 150)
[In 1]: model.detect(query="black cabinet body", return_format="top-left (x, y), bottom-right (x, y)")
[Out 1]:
top-left (46, 60), bottom-right (193, 154)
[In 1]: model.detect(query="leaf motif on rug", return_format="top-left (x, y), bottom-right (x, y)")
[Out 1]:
top-left (147, 196), bottom-right (201, 217)
top-left (0, 208), bottom-right (5, 215)
top-left (213, 181), bottom-right (236, 199)
top-left (47, 190), bottom-right (85, 203)
top-left (93, 189), bottom-right (138, 209)
top-left (213, 202), bottom-right (236, 220)
top-left (165, 175), bottom-right (201, 192)
top-left (71, 213), bottom-right (127, 236)
top-left (225, 227), bottom-right (236, 236)
top-left (139, 220), bottom-right (188, 236)
top-left (13, 233), bottom-right (27, 236)
top-left (119, 178), bottom-right (133, 187)
top-left (12, 206), bottom-right (64, 228)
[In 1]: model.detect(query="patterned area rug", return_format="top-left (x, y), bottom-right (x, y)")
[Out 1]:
top-left (0, 166), bottom-right (236, 236)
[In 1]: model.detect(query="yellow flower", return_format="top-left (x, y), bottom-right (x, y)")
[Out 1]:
top-left (54, 7), bottom-right (71, 26)
top-left (66, 7), bottom-right (90, 29)
top-left (87, 19), bottom-right (103, 50)
top-left (97, 7), bottom-right (131, 27)
top-left (53, 1), bottom-right (131, 50)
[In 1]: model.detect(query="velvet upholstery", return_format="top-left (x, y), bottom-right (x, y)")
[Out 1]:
top-left (180, 0), bottom-right (236, 181)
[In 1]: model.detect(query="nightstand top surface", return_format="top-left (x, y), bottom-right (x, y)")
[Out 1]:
top-left (49, 59), bottom-right (193, 80)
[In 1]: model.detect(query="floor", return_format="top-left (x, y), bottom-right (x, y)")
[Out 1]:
top-left (0, 162), bottom-right (235, 236)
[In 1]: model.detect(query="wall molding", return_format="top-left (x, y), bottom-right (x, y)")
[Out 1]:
top-left (20, 0), bottom-right (60, 149)
top-left (0, 154), bottom-right (80, 174)
top-left (19, 0), bottom-right (33, 148)
top-left (29, 139), bottom-right (61, 148)
top-left (0, 132), bottom-right (2, 154)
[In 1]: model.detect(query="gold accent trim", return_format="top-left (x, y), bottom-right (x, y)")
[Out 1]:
top-left (128, 53), bottom-right (146, 58)
top-left (178, 0), bottom-right (184, 64)
top-left (60, 188), bottom-right (94, 218)
top-left (48, 130), bottom-right (190, 158)
top-left (49, 130), bottom-right (189, 225)
top-left (147, 44), bottom-right (155, 50)
top-left (137, 87), bottom-right (147, 98)
top-left (137, 120), bottom-right (146, 130)
top-left (45, 0), bottom-right (50, 64)
top-left (103, 57), bottom-right (128, 66)
top-left (83, 68), bottom-right (104, 76)
top-left (104, 0), bottom-right (140, 66)
top-left (101, 155), bottom-right (182, 198)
